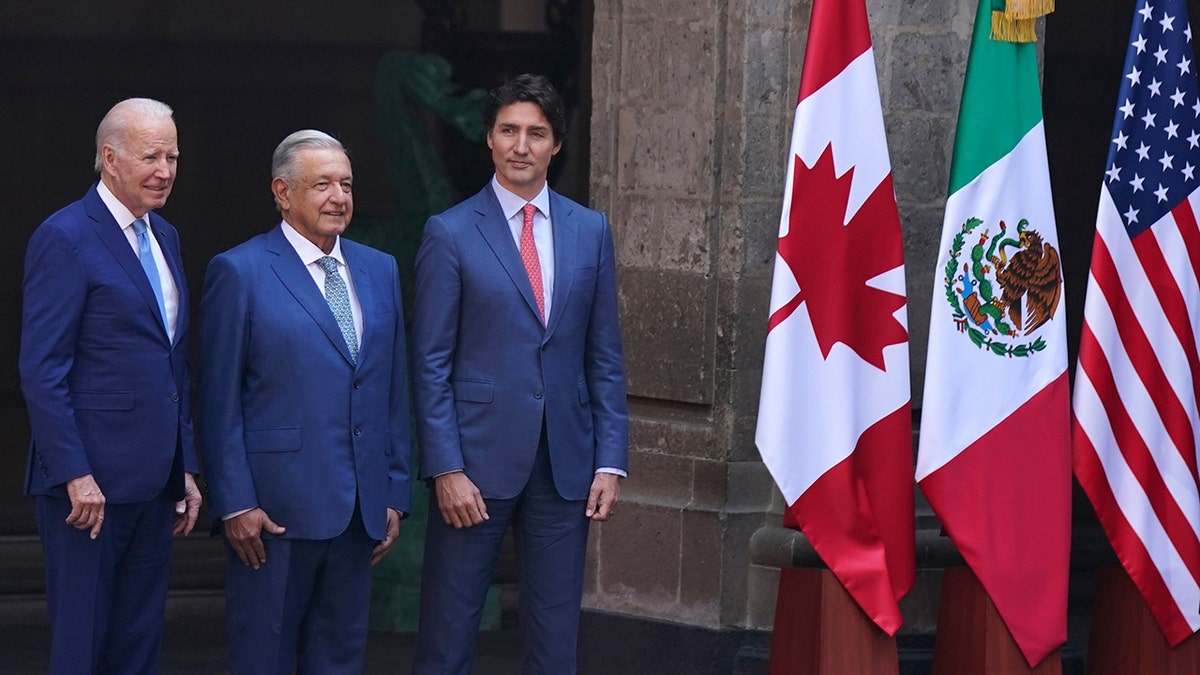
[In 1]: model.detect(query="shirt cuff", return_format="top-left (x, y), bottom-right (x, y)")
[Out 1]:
top-left (222, 507), bottom-right (253, 521)
top-left (595, 467), bottom-right (627, 477)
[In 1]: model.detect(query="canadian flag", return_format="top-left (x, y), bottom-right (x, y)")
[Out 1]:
top-left (755, 0), bottom-right (914, 634)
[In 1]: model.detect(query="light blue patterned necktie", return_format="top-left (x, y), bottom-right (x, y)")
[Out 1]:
top-left (317, 256), bottom-right (358, 364)
top-left (132, 218), bottom-right (168, 334)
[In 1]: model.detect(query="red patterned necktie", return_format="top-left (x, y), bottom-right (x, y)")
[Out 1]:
top-left (520, 202), bottom-right (546, 323)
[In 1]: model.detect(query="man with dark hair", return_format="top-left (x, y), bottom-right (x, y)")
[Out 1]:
top-left (20, 97), bottom-right (202, 673)
top-left (411, 73), bottom-right (628, 673)
top-left (199, 129), bottom-right (412, 673)
top-left (481, 72), bottom-right (569, 143)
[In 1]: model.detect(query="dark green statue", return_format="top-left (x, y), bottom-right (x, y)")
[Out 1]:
top-left (348, 52), bottom-right (490, 634)
top-left (351, 52), bottom-right (486, 308)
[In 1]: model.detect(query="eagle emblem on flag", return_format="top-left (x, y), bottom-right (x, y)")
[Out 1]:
top-left (943, 216), bottom-right (1062, 357)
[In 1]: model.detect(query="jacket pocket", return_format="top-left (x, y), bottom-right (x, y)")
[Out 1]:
top-left (452, 379), bottom-right (494, 403)
top-left (244, 427), bottom-right (302, 453)
top-left (70, 391), bottom-right (134, 411)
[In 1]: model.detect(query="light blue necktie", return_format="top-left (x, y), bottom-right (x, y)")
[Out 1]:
top-left (317, 256), bottom-right (358, 364)
top-left (132, 218), bottom-right (168, 333)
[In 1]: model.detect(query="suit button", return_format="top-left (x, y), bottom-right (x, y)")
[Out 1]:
top-left (170, 393), bottom-right (180, 402)
top-left (354, 427), bottom-right (362, 436)
top-left (354, 380), bottom-right (362, 389)
top-left (533, 389), bottom-right (543, 399)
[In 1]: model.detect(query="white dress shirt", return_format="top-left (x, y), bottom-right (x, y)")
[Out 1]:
top-left (98, 182), bottom-right (180, 343)
top-left (491, 176), bottom-right (555, 322)
top-left (280, 221), bottom-right (363, 348)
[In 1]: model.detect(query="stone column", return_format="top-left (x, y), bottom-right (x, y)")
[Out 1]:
top-left (587, 0), bottom-right (971, 670)
top-left (586, 0), bottom-right (809, 663)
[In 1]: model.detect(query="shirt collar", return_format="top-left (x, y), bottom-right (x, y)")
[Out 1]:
top-left (97, 181), bottom-right (140, 231)
top-left (280, 220), bottom-right (345, 267)
top-left (490, 175), bottom-right (551, 222)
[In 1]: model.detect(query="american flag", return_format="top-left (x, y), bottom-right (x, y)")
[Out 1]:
top-left (1073, 0), bottom-right (1200, 643)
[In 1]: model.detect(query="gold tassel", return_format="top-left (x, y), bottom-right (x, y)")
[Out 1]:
top-left (1005, 0), bottom-right (1054, 20)
top-left (991, 12), bottom-right (1038, 43)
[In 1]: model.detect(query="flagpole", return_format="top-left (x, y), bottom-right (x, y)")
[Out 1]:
top-left (1085, 567), bottom-right (1200, 674)
top-left (751, 526), bottom-right (902, 673)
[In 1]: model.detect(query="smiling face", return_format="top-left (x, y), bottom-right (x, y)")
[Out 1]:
top-left (487, 101), bottom-right (562, 201)
top-left (272, 147), bottom-right (353, 254)
top-left (100, 115), bottom-right (178, 218)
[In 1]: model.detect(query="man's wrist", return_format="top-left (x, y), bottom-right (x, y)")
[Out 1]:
top-left (222, 507), bottom-right (253, 521)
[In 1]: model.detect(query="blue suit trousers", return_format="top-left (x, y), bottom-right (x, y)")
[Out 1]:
top-left (413, 431), bottom-right (591, 675)
top-left (224, 511), bottom-right (375, 675)
top-left (35, 493), bottom-right (174, 675)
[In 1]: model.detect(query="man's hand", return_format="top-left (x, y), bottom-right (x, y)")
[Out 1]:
top-left (434, 471), bottom-right (488, 529)
top-left (173, 473), bottom-right (202, 536)
top-left (585, 473), bottom-right (621, 521)
top-left (224, 508), bottom-right (286, 570)
top-left (65, 474), bottom-right (106, 539)
top-left (371, 508), bottom-right (403, 566)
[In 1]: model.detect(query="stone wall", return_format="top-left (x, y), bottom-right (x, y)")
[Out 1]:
top-left (587, 0), bottom-right (977, 633)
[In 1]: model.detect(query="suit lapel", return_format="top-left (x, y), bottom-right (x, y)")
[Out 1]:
top-left (544, 190), bottom-right (577, 341)
top-left (265, 226), bottom-right (356, 366)
top-left (84, 188), bottom-right (170, 344)
top-left (473, 188), bottom-right (545, 326)
top-left (344, 242), bottom-right (374, 363)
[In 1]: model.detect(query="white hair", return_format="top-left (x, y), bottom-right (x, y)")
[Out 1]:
top-left (271, 129), bottom-right (347, 184)
top-left (93, 98), bottom-right (175, 173)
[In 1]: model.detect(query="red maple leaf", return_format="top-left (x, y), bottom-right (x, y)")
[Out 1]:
top-left (770, 144), bottom-right (907, 370)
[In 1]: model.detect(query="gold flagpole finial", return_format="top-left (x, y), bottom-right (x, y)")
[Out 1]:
top-left (990, 0), bottom-right (1054, 43)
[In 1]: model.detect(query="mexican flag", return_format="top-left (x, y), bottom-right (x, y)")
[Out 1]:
top-left (915, 0), bottom-right (1072, 666)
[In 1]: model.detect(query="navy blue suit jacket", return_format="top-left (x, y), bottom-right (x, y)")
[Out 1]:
top-left (20, 184), bottom-right (197, 502)
top-left (198, 225), bottom-right (412, 541)
top-left (412, 186), bottom-right (628, 501)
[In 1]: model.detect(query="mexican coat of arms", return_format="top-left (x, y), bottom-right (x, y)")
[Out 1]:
top-left (943, 217), bottom-right (1062, 358)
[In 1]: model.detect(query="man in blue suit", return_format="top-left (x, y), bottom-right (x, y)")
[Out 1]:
top-left (199, 129), bottom-right (412, 674)
top-left (20, 97), bottom-right (202, 673)
top-left (412, 74), bottom-right (628, 674)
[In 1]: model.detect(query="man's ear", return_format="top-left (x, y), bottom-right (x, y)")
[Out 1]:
top-left (100, 145), bottom-right (118, 176)
top-left (271, 177), bottom-right (291, 212)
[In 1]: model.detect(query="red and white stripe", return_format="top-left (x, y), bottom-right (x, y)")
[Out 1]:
top-left (1073, 185), bottom-right (1200, 643)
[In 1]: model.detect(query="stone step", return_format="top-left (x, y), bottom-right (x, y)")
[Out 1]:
top-left (0, 589), bottom-right (228, 673)
top-left (0, 587), bottom-right (225, 627)
top-left (0, 534), bottom-right (226, 595)
top-left (0, 586), bottom-right (519, 674)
